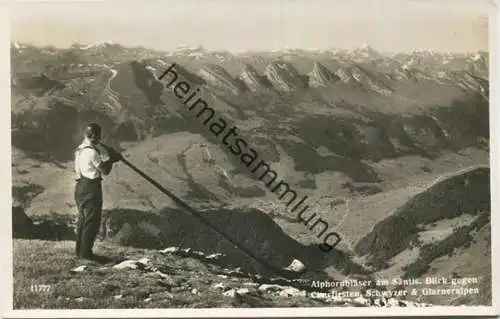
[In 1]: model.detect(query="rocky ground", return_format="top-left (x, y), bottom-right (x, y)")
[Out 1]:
top-left (14, 239), bottom-right (436, 309)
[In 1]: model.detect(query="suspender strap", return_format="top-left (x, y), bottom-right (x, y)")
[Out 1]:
top-left (75, 144), bottom-right (101, 181)
top-left (78, 145), bottom-right (101, 154)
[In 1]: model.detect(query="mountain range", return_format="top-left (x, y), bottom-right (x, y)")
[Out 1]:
top-left (11, 41), bottom-right (491, 307)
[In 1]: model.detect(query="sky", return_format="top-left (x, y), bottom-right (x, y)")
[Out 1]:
top-left (8, 0), bottom-right (491, 53)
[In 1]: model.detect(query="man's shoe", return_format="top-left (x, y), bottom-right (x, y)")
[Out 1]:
top-left (80, 252), bottom-right (113, 265)
top-left (76, 255), bottom-right (100, 266)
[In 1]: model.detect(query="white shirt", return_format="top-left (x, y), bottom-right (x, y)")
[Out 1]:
top-left (74, 140), bottom-right (103, 180)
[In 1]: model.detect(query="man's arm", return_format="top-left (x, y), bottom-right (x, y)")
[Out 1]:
top-left (97, 158), bottom-right (115, 176)
top-left (89, 148), bottom-right (121, 176)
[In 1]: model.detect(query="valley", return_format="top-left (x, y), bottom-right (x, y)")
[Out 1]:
top-left (10, 42), bottom-right (491, 308)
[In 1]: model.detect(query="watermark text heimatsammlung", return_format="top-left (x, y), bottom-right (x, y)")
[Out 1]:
top-left (158, 64), bottom-right (341, 251)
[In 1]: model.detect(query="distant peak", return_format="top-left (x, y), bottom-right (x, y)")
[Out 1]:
top-left (11, 41), bottom-right (28, 50)
top-left (174, 45), bottom-right (206, 52)
top-left (413, 48), bottom-right (437, 55)
top-left (309, 62), bottom-right (339, 87)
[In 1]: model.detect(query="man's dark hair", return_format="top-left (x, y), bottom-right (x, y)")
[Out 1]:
top-left (84, 123), bottom-right (102, 139)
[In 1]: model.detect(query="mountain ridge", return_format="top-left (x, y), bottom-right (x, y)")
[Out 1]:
top-left (11, 41), bottom-right (491, 307)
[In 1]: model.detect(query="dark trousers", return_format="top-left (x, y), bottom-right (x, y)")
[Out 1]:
top-left (74, 176), bottom-right (103, 257)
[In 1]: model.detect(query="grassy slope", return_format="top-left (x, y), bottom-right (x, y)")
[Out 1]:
top-left (422, 222), bottom-right (492, 306)
top-left (13, 239), bottom-right (325, 309)
top-left (371, 220), bottom-right (491, 306)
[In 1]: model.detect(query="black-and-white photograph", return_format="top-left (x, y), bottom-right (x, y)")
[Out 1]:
top-left (7, 0), bottom-right (495, 314)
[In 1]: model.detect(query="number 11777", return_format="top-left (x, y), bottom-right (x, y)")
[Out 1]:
top-left (30, 284), bottom-right (51, 293)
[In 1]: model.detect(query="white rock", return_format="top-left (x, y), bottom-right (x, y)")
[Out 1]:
top-left (258, 284), bottom-right (283, 292)
top-left (279, 287), bottom-right (303, 297)
top-left (75, 297), bottom-right (85, 302)
top-left (223, 289), bottom-right (236, 297)
top-left (144, 298), bottom-right (152, 302)
top-left (154, 270), bottom-right (170, 279)
top-left (137, 258), bottom-right (151, 265)
top-left (236, 288), bottom-right (251, 295)
top-left (164, 292), bottom-right (174, 299)
top-left (160, 247), bottom-right (179, 253)
top-left (70, 265), bottom-right (88, 273)
top-left (191, 288), bottom-right (199, 294)
top-left (206, 253), bottom-right (224, 260)
top-left (227, 267), bottom-right (243, 275)
top-left (283, 259), bottom-right (306, 273)
top-left (112, 260), bottom-right (138, 270)
top-left (213, 283), bottom-right (226, 290)
top-left (114, 294), bottom-right (123, 299)
top-left (242, 282), bottom-right (259, 287)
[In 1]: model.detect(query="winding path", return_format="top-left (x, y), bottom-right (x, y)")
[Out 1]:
top-left (103, 68), bottom-right (121, 112)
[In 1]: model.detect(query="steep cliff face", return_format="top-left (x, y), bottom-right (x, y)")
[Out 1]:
top-left (334, 67), bottom-right (353, 83)
top-left (466, 52), bottom-right (488, 78)
top-left (308, 62), bottom-right (340, 87)
top-left (349, 64), bottom-right (393, 96)
top-left (197, 64), bottom-right (247, 94)
top-left (391, 68), bottom-right (410, 81)
top-left (238, 64), bottom-right (271, 92)
top-left (453, 71), bottom-right (488, 96)
top-left (264, 61), bottom-right (306, 92)
top-left (144, 58), bottom-right (206, 86)
top-left (390, 66), bottom-right (457, 85)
